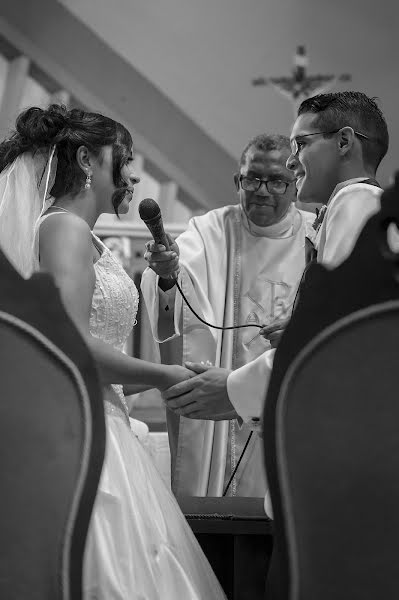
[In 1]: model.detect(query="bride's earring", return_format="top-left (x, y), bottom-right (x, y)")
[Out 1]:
top-left (85, 170), bottom-right (92, 190)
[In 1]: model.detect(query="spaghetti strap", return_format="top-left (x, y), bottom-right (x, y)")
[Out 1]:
top-left (90, 231), bottom-right (108, 254)
top-left (38, 207), bottom-right (71, 226)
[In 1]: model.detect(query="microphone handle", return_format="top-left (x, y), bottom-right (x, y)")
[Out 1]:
top-left (143, 214), bottom-right (178, 280)
top-left (144, 214), bottom-right (170, 251)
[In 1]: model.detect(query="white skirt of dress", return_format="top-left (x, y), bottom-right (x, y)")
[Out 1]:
top-left (83, 414), bottom-right (226, 600)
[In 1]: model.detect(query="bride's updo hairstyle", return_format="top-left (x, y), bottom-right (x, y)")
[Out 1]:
top-left (0, 104), bottom-right (133, 215)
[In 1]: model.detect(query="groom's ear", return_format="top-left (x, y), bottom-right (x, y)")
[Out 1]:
top-left (233, 173), bottom-right (240, 192)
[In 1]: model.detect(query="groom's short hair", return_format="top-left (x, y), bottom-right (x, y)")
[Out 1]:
top-left (297, 91), bottom-right (389, 171)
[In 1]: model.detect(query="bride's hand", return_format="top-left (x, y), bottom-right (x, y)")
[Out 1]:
top-left (158, 365), bottom-right (194, 392)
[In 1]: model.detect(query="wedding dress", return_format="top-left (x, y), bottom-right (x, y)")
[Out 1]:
top-left (39, 213), bottom-right (226, 600)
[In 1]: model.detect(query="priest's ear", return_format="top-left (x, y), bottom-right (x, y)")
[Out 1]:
top-left (233, 173), bottom-right (240, 192)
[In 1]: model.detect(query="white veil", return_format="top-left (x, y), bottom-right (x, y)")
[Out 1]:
top-left (0, 146), bottom-right (57, 278)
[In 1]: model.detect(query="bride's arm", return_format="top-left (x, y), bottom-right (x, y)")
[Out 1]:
top-left (122, 383), bottom-right (154, 396)
top-left (39, 214), bottom-right (190, 391)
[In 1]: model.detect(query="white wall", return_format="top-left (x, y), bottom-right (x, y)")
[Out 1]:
top-left (0, 54), bottom-right (8, 108)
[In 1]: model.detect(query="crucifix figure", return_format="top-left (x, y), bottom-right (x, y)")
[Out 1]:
top-left (252, 46), bottom-right (351, 113)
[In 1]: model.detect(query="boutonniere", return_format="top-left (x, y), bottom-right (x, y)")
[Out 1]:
top-left (312, 204), bottom-right (327, 234)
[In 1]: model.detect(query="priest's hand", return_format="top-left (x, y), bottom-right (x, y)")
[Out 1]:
top-left (260, 317), bottom-right (290, 348)
top-left (162, 362), bottom-right (238, 420)
top-left (144, 233), bottom-right (180, 287)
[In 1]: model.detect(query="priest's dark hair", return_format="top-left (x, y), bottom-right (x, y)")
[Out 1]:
top-left (297, 91), bottom-right (389, 172)
top-left (0, 104), bottom-right (133, 216)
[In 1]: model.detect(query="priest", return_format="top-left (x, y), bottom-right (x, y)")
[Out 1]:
top-left (141, 133), bottom-right (314, 498)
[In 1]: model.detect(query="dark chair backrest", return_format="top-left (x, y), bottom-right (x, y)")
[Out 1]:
top-left (263, 173), bottom-right (399, 600)
top-left (0, 248), bottom-right (105, 600)
top-left (277, 301), bottom-right (399, 600)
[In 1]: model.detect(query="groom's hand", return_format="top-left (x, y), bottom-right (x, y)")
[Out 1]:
top-left (162, 362), bottom-right (238, 420)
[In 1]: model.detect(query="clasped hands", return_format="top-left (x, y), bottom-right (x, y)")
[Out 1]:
top-left (161, 316), bottom-right (289, 420)
top-left (162, 362), bottom-right (238, 421)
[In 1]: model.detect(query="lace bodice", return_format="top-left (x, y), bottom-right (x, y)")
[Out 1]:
top-left (90, 236), bottom-right (138, 351)
top-left (90, 234), bottom-right (139, 423)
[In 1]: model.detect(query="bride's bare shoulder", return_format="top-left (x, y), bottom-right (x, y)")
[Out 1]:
top-left (39, 211), bottom-right (93, 266)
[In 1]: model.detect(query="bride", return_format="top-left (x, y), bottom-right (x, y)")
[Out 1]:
top-left (0, 104), bottom-right (226, 599)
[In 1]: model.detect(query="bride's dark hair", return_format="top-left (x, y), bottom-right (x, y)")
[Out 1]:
top-left (0, 104), bottom-right (133, 215)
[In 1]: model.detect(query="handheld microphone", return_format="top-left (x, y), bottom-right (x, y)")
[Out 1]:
top-left (138, 198), bottom-right (171, 251)
top-left (139, 197), bottom-right (178, 281)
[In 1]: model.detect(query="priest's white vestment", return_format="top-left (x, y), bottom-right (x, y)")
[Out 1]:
top-left (141, 203), bottom-right (314, 497)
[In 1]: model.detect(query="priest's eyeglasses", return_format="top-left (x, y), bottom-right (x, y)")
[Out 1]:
top-left (239, 175), bottom-right (292, 195)
top-left (291, 128), bottom-right (371, 156)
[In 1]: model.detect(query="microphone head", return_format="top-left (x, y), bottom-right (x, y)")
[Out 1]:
top-left (138, 198), bottom-right (160, 222)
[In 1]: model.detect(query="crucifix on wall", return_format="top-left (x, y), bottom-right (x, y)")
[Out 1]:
top-left (252, 46), bottom-right (351, 113)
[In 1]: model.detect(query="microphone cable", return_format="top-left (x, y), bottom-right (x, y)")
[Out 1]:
top-left (173, 278), bottom-right (259, 498)
top-left (222, 431), bottom-right (253, 496)
top-left (174, 279), bottom-right (263, 331)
